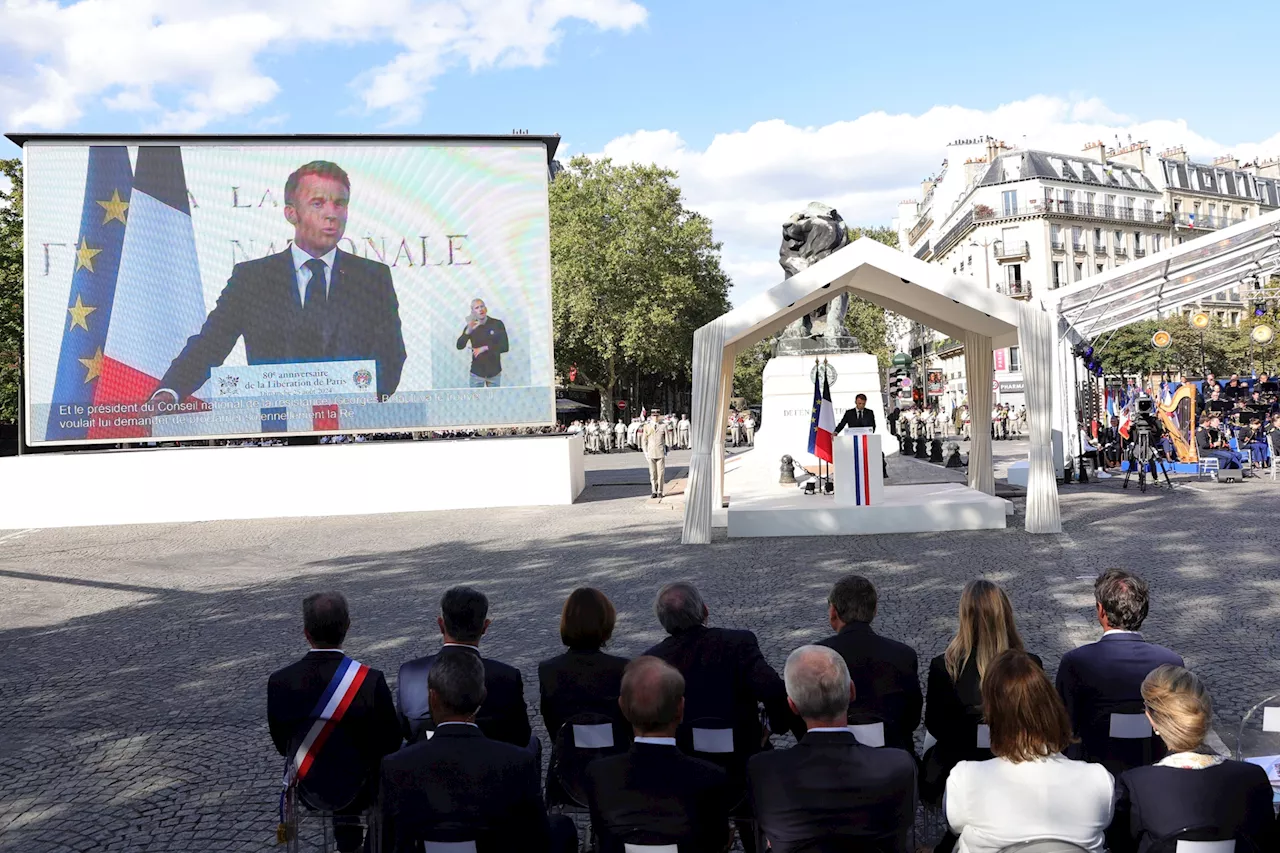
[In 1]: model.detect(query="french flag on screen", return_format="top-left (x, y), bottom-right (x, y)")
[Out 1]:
top-left (45, 146), bottom-right (209, 440)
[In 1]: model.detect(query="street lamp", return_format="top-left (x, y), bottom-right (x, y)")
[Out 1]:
top-left (968, 238), bottom-right (994, 291)
top-left (1189, 311), bottom-right (1210, 376)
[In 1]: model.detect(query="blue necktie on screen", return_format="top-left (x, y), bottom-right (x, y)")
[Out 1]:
top-left (301, 258), bottom-right (328, 355)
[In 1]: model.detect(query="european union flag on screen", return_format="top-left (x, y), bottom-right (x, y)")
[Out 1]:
top-left (45, 146), bottom-right (133, 441)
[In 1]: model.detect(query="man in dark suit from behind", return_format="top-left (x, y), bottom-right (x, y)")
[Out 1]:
top-left (397, 586), bottom-right (533, 750)
top-left (816, 575), bottom-right (921, 753)
top-left (267, 591), bottom-right (400, 852)
top-left (154, 160), bottom-right (406, 404)
top-left (749, 645), bottom-right (916, 853)
top-left (1056, 568), bottom-right (1184, 775)
top-left (381, 648), bottom-right (576, 853)
top-left (585, 656), bottom-right (732, 853)
top-left (833, 393), bottom-right (888, 479)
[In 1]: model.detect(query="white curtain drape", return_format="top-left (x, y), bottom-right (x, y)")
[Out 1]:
top-left (963, 332), bottom-right (995, 495)
top-left (682, 321), bottom-right (730, 544)
top-left (1019, 302), bottom-right (1063, 533)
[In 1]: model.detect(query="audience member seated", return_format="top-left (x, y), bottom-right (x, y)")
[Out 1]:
top-left (585, 656), bottom-right (732, 853)
top-left (1196, 414), bottom-right (1245, 470)
top-left (645, 581), bottom-right (802, 764)
top-left (380, 648), bottom-right (576, 853)
top-left (267, 592), bottom-right (401, 853)
top-left (944, 650), bottom-right (1114, 853)
top-left (1112, 665), bottom-right (1277, 853)
top-left (816, 574), bottom-right (922, 752)
top-left (921, 579), bottom-right (1041, 803)
top-left (538, 587), bottom-right (630, 739)
top-left (1055, 569), bottom-right (1183, 775)
top-left (397, 586), bottom-right (533, 749)
top-left (749, 645), bottom-right (917, 853)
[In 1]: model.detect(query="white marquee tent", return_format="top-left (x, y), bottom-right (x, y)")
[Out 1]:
top-left (681, 237), bottom-right (1063, 544)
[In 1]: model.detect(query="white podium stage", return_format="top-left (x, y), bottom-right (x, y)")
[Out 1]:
top-left (719, 435), bottom-right (1009, 538)
top-left (0, 434), bottom-right (586, 530)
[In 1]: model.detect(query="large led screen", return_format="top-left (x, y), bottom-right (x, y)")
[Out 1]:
top-left (22, 139), bottom-right (556, 444)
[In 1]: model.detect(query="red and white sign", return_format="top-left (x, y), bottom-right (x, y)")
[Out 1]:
top-left (992, 380), bottom-right (1001, 392)
top-left (994, 349), bottom-right (1007, 371)
top-left (617, 400), bottom-right (627, 409)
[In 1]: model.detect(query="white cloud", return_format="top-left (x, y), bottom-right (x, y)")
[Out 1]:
top-left (592, 96), bottom-right (1280, 304)
top-left (0, 0), bottom-right (646, 130)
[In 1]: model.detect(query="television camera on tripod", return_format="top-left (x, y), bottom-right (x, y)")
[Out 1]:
top-left (1122, 395), bottom-right (1173, 492)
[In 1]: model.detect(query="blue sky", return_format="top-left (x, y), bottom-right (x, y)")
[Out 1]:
top-left (4, 0), bottom-right (1279, 300)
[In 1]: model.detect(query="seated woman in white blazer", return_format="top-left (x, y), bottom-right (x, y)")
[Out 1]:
top-left (945, 650), bottom-right (1114, 853)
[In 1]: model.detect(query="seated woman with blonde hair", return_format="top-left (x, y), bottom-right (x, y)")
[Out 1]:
top-left (1112, 664), bottom-right (1277, 853)
top-left (945, 650), bottom-right (1114, 853)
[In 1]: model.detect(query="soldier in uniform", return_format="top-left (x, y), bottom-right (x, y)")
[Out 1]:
top-left (614, 419), bottom-right (626, 451)
top-left (678, 414), bottom-right (691, 449)
top-left (599, 420), bottom-right (612, 453)
top-left (642, 412), bottom-right (668, 499)
top-left (744, 412), bottom-right (756, 446)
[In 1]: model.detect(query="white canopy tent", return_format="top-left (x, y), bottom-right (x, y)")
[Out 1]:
top-left (681, 237), bottom-right (1063, 544)
top-left (1039, 209), bottom-right (1280, 457)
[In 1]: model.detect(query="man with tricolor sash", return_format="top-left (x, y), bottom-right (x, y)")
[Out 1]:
top-left (268, 591), bottom-right (400, 851)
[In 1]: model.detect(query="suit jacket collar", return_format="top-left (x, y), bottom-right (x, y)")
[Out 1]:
top-left (631, 741), bottom-right (680, 754)
top-left (837, 621), bottom-right (875, 637)
top-left (799, 730), bottom-right (860, 746)
top-left (1099, 631), bottom-right (1145, 643)
top-left (429, 723), bottom-right (485, 741)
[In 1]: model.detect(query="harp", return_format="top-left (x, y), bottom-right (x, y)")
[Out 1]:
top-left (1157, 383), bottom-right (1197, 462)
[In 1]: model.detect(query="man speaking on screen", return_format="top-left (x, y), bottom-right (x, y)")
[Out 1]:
top-left (151, 160), bottom-right (407, 405)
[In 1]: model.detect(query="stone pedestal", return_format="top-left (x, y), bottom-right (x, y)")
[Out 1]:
top-left (753, 352), bottom-right (889, 468)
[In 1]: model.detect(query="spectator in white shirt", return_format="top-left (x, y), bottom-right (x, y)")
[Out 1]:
top-left (945, 650), bottom-right (1114, 853)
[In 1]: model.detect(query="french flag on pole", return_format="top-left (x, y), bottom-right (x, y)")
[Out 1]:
top-left (807, 367), bottom-right (835, 463)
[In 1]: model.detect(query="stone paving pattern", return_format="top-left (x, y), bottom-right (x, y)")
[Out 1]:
top-left (2, 446), bottom-right (1280, 851)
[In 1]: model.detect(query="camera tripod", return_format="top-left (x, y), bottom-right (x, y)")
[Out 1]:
top-left (1122, 430), bottom-right (1173, 492)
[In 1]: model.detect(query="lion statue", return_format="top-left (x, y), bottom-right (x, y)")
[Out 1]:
top-left (777, 202), bottom-right (856, 347)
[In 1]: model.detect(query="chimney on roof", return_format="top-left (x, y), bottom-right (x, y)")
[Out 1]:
top-left (1254, 157), bottom-right (1280, 178)
top-left (1161, 145), bottom-right (1188, 162)
top-left (1212, 155), bottom-right (1239, 170)
top-left (986, 137), bottom-right (1001, 164)
top-left (1111, 140), bottom-right (1149, 171)
top-left (1082, 140), bottom-right (1108, 163)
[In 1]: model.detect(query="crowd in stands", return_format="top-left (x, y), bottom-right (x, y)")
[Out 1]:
top-left (267, 570), bottom-right (1278, 853)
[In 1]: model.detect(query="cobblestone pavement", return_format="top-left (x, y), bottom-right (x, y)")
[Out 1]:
top-left (2, 452), bottom-right (1280, 851)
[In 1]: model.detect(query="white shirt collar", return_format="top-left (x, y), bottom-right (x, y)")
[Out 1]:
top-left (443, 642), bottom-right (480, 651)
top-left (308, 648), bottom-right (344, 654)
top-left (634, 736), bottom-right (677, 746)
top-left (290, 243), bottom-right (338, 301)
top-left (1102, 629), bottom-right (1140, 636)
top-left (806, 726), bottom-right (850, 733)
top-left (436, 721), bottom-right (480, 728)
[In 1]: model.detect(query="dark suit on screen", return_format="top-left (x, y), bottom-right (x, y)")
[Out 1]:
top-left (380, 723), bottom-right (567, 853)
top-left (816, 621), bottom-right (922, 753)
top-left (644, 625), bottom-right (802, 765)
top-left (921, 651), bottom-right (1043, 802)
top-left (1113, 760), bottom-right (1277, 853)
top-left (159, 248), bottom-right (406, 401)
top-left (748, 730), bottom-right (917, 853)
top-left (585, 741), bottom-right (732, 853)
top-left (397, 645), bottom-right (533, 748)
top-left (834, 407), bottom-right (877, 434)
top-left (1055, 632), bottom-right (1183, 774)
top-left (267, 650), bottom-right (401, 811)
top-left (538, 648), bottom-right (630, 740)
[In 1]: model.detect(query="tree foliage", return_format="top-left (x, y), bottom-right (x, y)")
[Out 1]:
top-left (0, 159), bottom-right (21, 423)
top-left (550, 156), bottom-right (731, 413)
top-left (1096, 309), bottom-right (1280, 378)
top-left (844, 225), bottom-right (898, 371)
top-left (732, 340), bottom-right (770, 406)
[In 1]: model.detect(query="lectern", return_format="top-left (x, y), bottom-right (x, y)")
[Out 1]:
top-left (834, 430), bottom-right (884, 506)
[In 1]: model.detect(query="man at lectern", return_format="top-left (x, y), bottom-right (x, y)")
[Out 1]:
top-left (834, 394), bottom-right (888, 479)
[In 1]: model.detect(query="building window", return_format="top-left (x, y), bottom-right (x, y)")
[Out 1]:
top-left (1174, 199), bottom-right (1182, 212)
top-left (1002, 190), bottom-right (1018, 215)
top-left (1006, 264), bottom-right (1022, 287)
top-left (1133, 231), bottom-right (1142, 251)
top-left (1114, 230), bottom-right (1124, 249)
top-left (1009, 346), bottom-right (1021, 372)
top-left (1074, 262), bottom-right (1084, 280)
top-left (959, 261), bottom-right (965, 272)
top-left (1053, 261), bottom-right (1064, 288)
top-left (1229, 311), bottom-right (1239, 325)
top-left (1096, 263), bottom-right (1105, 274)
top-left (1153, 234), bottom-right (1163, 252)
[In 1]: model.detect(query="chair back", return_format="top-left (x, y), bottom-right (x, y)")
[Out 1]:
top-left (552, 712), bottom-right (631, 808)
top-left (1148, 824), bottom-right (1252, 853)
top-left (996, 840), bottom-right (1092, 853)
top-left (1079, 700), bottom-right (1162, 775)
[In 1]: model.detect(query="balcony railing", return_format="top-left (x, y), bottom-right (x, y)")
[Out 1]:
top-left (1173, 212), bottom-right (1246, 230)
top-left (997, 281), bottom-right (1032, 299)
top-left (978, 200), bottom-right (1163, 225)
top-left (993, 240), bottom-right (1030, 260)
top-left (1114, 246), bottom-right (1128, 257)
top-left (1093, 242), bottom-right (1106, 253)
top-left (1072, 242), bottom-right (1087, 253)
top-left (914, 241), bottom-right (931, 260)
top-left (1050, 239), bottom-right (1065, 251)
top-left (1134, 248), bottom-right (1147, 258)
top-left (934, 209), bottom-right (975, 257)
